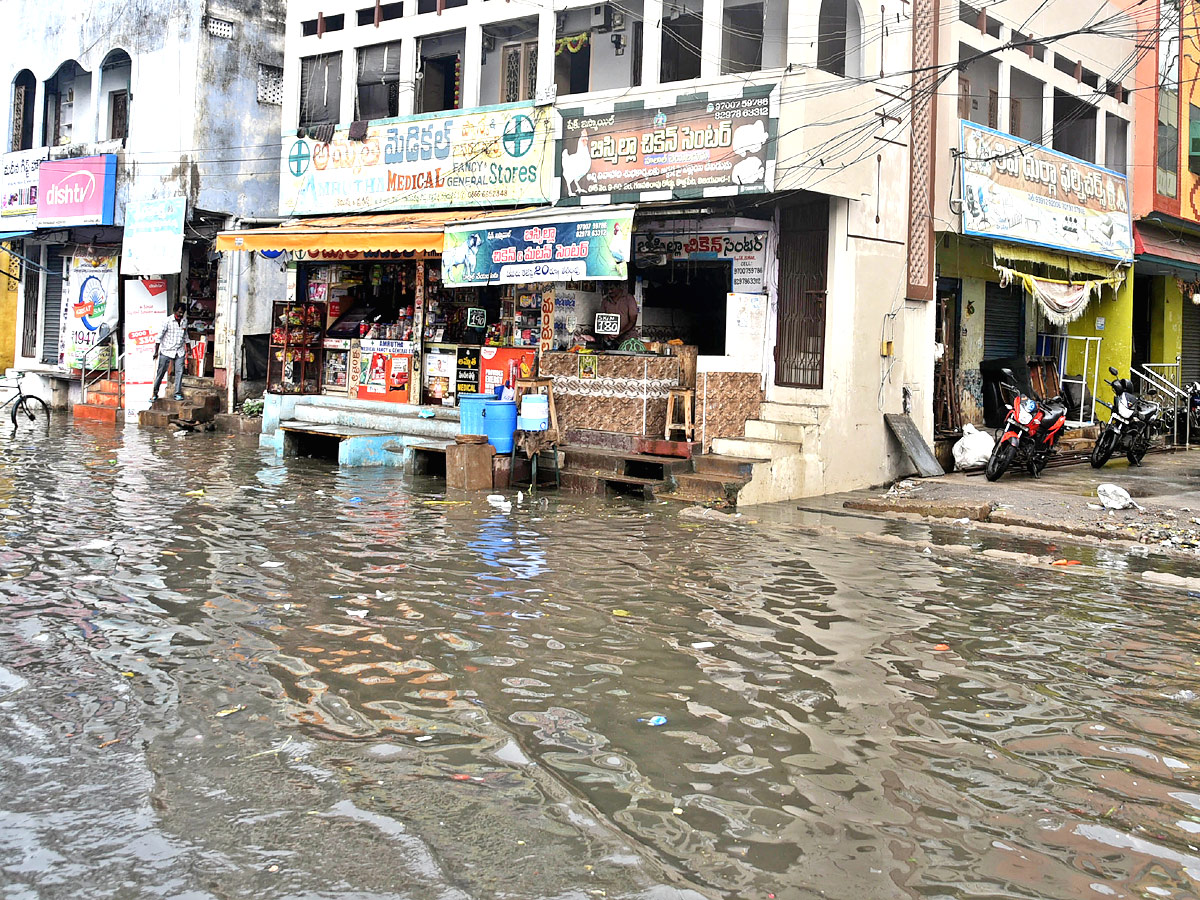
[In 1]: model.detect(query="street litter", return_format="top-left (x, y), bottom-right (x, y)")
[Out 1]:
top-left (691, 641), bottom-right (715, 650)
top-left (214, 705), bottom-right (246, 718)
top-left (183, 489), bottom-right (206, 497)
top-left (1051, 559), bottom-right (1082, 566)
top-left (932, 644), bottom-right (950, 652)
top-left (487, 495), bottom-right (513, 512)
top-left (679, 506), bottom-right (742, 523)
top-left (1097, 484), bottom-right (1141, 511)
top-left (612, 609), bottom-right (631, 617)
top-left (415, 735), bottom-right (434, 742)
top-left (638, 715), bottom-right (668, 726)
top-left (952, 424), bottom-right (994, 471)
top-left (261, 561), bottom-right (284, 568)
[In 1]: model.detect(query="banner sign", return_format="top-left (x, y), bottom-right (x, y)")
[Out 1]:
top-left (280, 102), bottom-right (556, 215)
top-left (959, 121), bottom-right (1132, 261)
top-left (36, 155), bottom-right (118, 228)
top-left (124, 279), bottom-right (170, 421)
top-left (1, 148), bottom-right (48, 228)
top-left (122, 197), bottom-right (186, 275)
top-left (558, 85), bottom-right (777, 202)
top-left (456, 346), bottom-right (480, 393)
top-left (634, 231), bottom-right (769, 292)
top-left (442, 208), bottom-right (634, 286)
top-left (64, 250), bottom-right (120, 369)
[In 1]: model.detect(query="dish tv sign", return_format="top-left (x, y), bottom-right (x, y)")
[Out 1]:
top-left (36, 155), bottom-right (117, 227)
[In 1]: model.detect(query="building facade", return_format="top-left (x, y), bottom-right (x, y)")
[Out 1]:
top-left (1, 0), bottom-right (287, 417)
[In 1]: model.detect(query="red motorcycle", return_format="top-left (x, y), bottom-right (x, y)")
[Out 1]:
top-left (985, 372), bottom-right (1068, 481)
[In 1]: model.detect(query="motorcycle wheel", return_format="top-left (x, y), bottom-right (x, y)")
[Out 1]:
top-left (1090, 428), bottom-right (1117, 468)
top-left (1127, 432), bottom-right (1149, 466)
top-left (985, 439), bottom-right (1017, 482)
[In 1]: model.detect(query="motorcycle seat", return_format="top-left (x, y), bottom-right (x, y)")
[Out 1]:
top-left (1042, 400), bottom-right (1068, 419)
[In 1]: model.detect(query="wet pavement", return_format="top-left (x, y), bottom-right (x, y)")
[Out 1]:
top-left (4, 417), bottom-right (1200, 900)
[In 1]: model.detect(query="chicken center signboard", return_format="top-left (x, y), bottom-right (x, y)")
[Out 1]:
top-left (557, 84), bottom-right (778, 204)
top-left (280, 102), bottom-right (557, 215)
top-left (959, 121), bottom-right (1132, 262)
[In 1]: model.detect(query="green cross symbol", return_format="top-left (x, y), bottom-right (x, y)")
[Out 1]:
top-left (288, 141), bottom-right (311, 177)
top-left (503, 116), bottom-right (536, 158)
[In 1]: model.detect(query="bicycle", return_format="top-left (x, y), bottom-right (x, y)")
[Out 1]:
top-left (1, 372), bottom-right (50, 428)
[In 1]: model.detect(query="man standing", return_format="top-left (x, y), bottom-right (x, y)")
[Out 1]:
top-left (152, 302), bottom-right (188, 402)
top-left (598, 282), bottom-right (639, 350)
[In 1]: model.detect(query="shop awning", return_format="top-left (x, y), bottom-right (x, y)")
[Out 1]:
top-left (215, 208), bottom-right (542, 254)
top-left (0, 231), bottom-right (32, 241)
top-left (1133, 222), bottom-right (1200, 274)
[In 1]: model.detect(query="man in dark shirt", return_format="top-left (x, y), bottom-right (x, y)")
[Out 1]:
top-left (598, 282), bottom-right (639, 349)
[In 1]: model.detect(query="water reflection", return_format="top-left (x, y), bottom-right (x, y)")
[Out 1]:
top-left (2, 417), bottom-right (1200, 899)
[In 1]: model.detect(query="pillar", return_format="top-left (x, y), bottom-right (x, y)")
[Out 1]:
top-left (1041, 78), bottom-right (1055, 147)
top-left (642, 0), bottom-right (664, 87)
top-left (701, 0), bottom-right (722, 78)
top-left (397, 38), bottom-right (418, 116)
top-left (462, 23), bottom-right (483, 108)
top-left (537, 8), bottom-right (556, 98)
top-left (996, 62), bottom-right (1011, 134)
top-left (786, 0), bottom-right (819, 68)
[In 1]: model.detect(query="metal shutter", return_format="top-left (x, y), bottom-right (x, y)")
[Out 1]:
top-left (1183, 295), bottom-right (1200, 382)
top-left (984, 282), bottom-right (1024, 359)
top-left (41, 248), bottom-right (64, 365)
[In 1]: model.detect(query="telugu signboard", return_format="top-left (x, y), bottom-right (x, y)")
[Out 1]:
top-left (558, 85), bottom-right (777, 202)
top-left (36, 155), bottom-right (118, 228)
top-left (1, 148), bottom-right (48, 229)
top-left (633, 231), bottom-right (769, 292)
top-left (123, 197), bottom-right (186, 275)
top-left (280, 103), bottom-right (556, 215)
top-left (959, 121), bottom-right (1132, 261)
top-left (442, 208), bottom-right (634, 286)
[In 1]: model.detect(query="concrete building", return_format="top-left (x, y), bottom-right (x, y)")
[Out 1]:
top-left (226, 0), bottom-right (934, 502)
top-left (1, 0), bottom-right (286, 419)
top-left (929, 0), bottom-right (1138, 443)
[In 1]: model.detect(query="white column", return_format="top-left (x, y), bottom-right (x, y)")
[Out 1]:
top-left (996, 62), bottom-right (1011, 134)
top-left (1041, 79), bottom-right (1055, 148)
top-left (89, 72), bottom-right (104, 143)
top-left (701, 0), bottom-right (722, 78)
top-left (398, 38), bottom-right (418, 116)
top-left (31, 82), bottom-right (45, 149)
top-left (339, 47), bottom-right (355, 124)
top-left (537, 9), bottom-right (556, 98)
top-left (786, 0), bottom-right (818, 68)
top-left (1094, 104), bottom-right (1106, 166)
top-left (642, 0), bottom-right (664, 87)
top-left (462, 23), bottom-right (483, 108)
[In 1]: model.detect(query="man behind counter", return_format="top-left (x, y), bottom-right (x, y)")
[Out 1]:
top-left (598, 282), bottom-right (640, 350)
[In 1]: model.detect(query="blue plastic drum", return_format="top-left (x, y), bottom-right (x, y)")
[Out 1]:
top-left (482, 400), bottom-right (518, 454)
top-left (458, 394), bottom-right (489, 436)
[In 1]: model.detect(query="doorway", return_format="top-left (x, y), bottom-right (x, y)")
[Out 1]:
top-left (775, 196), bottom-right (829, 388)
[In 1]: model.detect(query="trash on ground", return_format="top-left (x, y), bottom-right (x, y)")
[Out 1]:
top-left (612, 609), bottom-right (631, 617)
top-left (1051, 559), bottom-right (1082, 566)
top-left (952, 423), bottom-right (994, 471)
top-left (261, 561), bottom-right (284, 568)
top-left (691, 641), bottom-right (715, 650)
top-left (183, 489), bottom-right (205, 497)
top-left (932, 644), bottom-right (950, 652)
top-left (638, 715), bottom-right (667, 726)
top-left (214, 705), bottom-right (247, 718)
top-left (1098, 483), bottom-right (1141, 511)
top-left (679, 506), bottom-right (742, 523)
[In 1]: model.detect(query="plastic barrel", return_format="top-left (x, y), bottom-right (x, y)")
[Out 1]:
top-left (459, 394), bottom-right (489, 435)
top-left (482, 400), bottom-right (518, 454)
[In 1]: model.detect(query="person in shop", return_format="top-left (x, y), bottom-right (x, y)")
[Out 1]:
top-left (598, 282), bottom-right (640, 350)
top-left (152, 302), bottom-right (189, 402)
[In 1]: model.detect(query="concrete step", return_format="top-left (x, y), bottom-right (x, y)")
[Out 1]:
top-left (80, 391), bottom-right (120, 408)
top-left (744, 418), bottom-right (807, 443)
top-left (560, 446), bottom-right (691, 479)
top-left (560, 468), bottom-right (664, 500)
top-left (89, 378), bottom-right (124, 395)
top-left (292, 403), bottom-right (460, 440)
top-left (710, 436), bottom-right (804, 460)
top-left (73, 404), bottom-right (120, 425)
top-left (297, 394), bottom-right (460, 423)
top-left (666, 472), bottom-right (747, 504)
top-left (693, 453), bottom-right (762, 479)
top-left (758, 402), bottom-right (822, 426)
top-left (148, 396), bottom-right (217, 423)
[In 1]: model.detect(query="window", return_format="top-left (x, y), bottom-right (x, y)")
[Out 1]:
top-left (957, 75), bottom-right (971, 119)
top-left (108, 90), bottom-right (128, 140)
top-left (358, 2), bottom-right (403, 26)
top-left (721, 2), bottom-right (764, 74)
top-left (258, 64), bottom-right (284, 104)
top-left (418, 0), bottom-right (466, 12)
top-left (1009, 98), bottom-right (1022, 137)
top-left (1157, 0), bottom-right (1181, 198)
top-left (661, 12), bottom-right (702, 82)
top-left (554, 34), bottom-right (589, 96)
top-left (500, 41), bottom-right (538, 102)
top-left (988, 89), bottom-right (998, 129)
top-left (1189, 106), bottom-right (1200, 175)
top-left (299, 53), bottom-right (342, 128)
top-left (10, 70), bottom-right (35, 151)
top-left (357, 42), bottom-right (402, 119)
top-left (817, 0), bottom-right (862, 78)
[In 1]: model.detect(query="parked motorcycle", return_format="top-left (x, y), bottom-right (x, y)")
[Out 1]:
top-left (985, 372), bottom-right (1069, 481)
top-left (1091, 366), bottom-right (1161, 468)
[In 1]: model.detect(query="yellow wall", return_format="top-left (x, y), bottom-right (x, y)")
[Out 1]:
top-left (0, 245), bottom-right (17, 371)
top-left (1066, 273), bottom-right (1134, 380)
top-left (1150, 276), bottom-right (1184, 365)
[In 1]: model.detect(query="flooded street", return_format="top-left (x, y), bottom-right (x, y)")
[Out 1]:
top-left (4, 419), bottom-right (1200, 900)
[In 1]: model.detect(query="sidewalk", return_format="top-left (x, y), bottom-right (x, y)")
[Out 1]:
top-left (810, 448), bottom-right (1200, 553)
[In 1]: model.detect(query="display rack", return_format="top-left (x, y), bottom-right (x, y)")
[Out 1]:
top-left (268, 299), bottom-right (326, 394)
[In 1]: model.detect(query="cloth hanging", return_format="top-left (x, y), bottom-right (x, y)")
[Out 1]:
top-left (992, 245), bottom-right (1126, 326)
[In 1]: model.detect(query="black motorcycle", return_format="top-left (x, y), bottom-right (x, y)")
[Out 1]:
top-left (1091, 367), bottom-right (1160, 468)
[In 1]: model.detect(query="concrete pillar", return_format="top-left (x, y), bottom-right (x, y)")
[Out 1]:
top-left (462, 23), bottom-right (483, 108)
top-left (701, 0), bottom-right (722, 78)
top-left (996, 62), bottom-right (1011, 134)
top-left (642, 0), bottom-right (664, 87)
top-left (786, 0), bottom-right (819, 68)
top-left (1094, 103), bottom-right (1106, 166)
top-left (1041, 79), bottom-right (1055, 148)
top-left (89, 71), bottom-right (103, 143)
top-left (397, 38), bottom-right (418, 116)
top-left (340, 48), bottom-right (356, 124)
top-left (537, 8), bottom-right (556, 98)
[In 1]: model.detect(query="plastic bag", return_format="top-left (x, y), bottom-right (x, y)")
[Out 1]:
top-left (952, 423), bottom-right (994, 471)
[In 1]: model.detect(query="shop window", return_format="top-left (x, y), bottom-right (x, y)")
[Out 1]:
top-left (501, 41), bottom-right (539, 103)
top-left (299, 52), bottom-right (342, 128)
top-left (636, 261), bottom-right (730, 355)
top-left (817, 0), bottom-right (862, 78)
top-left (1157, 0), bottom-right (1181, 198)
top-left (358, 2), bottom-right (404, 25)
top-left (554, 34), bottom-right (590, 96)
top-left (418, 54), bottom-right (460, 112)
top-left (1189, 106), bottom-right (1200, 175)
top-left (108, 90), bottom-right (128, 140)
top-left (721, 2), bottom-right (763, 75)
top-left (11, 70), bottom-right (35, 151)
top-left (357, 41), bottom-right (402, 120)
top-left (661, 12), bottom-right (702, 83)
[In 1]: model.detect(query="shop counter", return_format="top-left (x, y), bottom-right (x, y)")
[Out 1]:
top-left (540, 351), bottom-right (684, 437)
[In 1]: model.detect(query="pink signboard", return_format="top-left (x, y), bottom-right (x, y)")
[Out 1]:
top-left (35, 155), bottom-right (117, 228)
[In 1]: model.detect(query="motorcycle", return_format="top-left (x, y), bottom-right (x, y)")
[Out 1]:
top-left (984, 372), bottom-right (1068, 481)
top-left (1091, 366), bottom-right (1160, 468)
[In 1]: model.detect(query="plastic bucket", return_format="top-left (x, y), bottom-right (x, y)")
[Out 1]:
top-left (482, 400), bottom-right (518, 454)
top-left (520, 394), bottom-right (549, 429)
top-left (517, 415), bottom-right (547, 431)
top-left (458, 394), bottom-right (489, 435)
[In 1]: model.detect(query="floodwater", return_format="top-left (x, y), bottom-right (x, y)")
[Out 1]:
top-left (3, 419), bottom-right (1200, 900)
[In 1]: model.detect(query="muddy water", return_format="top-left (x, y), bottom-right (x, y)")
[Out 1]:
top-left (3, 419), bottom-right (1200, 900)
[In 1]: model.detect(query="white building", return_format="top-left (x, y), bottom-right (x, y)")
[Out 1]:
top-left (1, 0), bottom-right (287, 416)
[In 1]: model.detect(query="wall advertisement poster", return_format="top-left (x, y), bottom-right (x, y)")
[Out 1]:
top-left (64, 250), bottom-right (120, 369)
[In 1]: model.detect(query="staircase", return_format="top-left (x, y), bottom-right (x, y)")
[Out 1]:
top-left (261, 395), bottom-right (461, 467)
top-left (703, 402), bottom-right (826, 506)
top-left (138, 381), bottom-right (223, 428)
top-left (559, 444), bottom-right (693, 499)
top-left (72, 375), bottom-right (123, 425)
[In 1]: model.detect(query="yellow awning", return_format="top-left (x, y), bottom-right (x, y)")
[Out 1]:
top-left (215, 207), bottom-right (542, 253)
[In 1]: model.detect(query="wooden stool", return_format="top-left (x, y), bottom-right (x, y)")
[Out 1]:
top-left (665, 388), bottom-right (694, 441)
top-left (513, 377), bottom-right (559, 434)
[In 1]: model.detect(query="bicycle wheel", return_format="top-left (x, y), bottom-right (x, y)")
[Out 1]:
top-left (11, 395), bottom-right (48, 428)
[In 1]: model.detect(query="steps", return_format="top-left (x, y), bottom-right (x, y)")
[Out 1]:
top-left (139, 385), bottom-right (222, 428)
top-left (558, 445), bottom-right (691, 499)
top-left (72, 377), bottom-right (123, 425)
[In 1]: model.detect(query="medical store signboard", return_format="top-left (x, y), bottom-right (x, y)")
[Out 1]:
top-left (959, 121), bottom-right (1132, 262)
top-left (2, 148), bottom-right (48, 229)
top-left (36, 155), bottom-right (118, 228)
top-left (442, 208), bottom-right (634, 287)
top-left (633, 231), bottom-right (768, 292)
top-left (280, 102), bottom-right (556, 215)
top-left (557, 84), bottom-right (777, 203)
